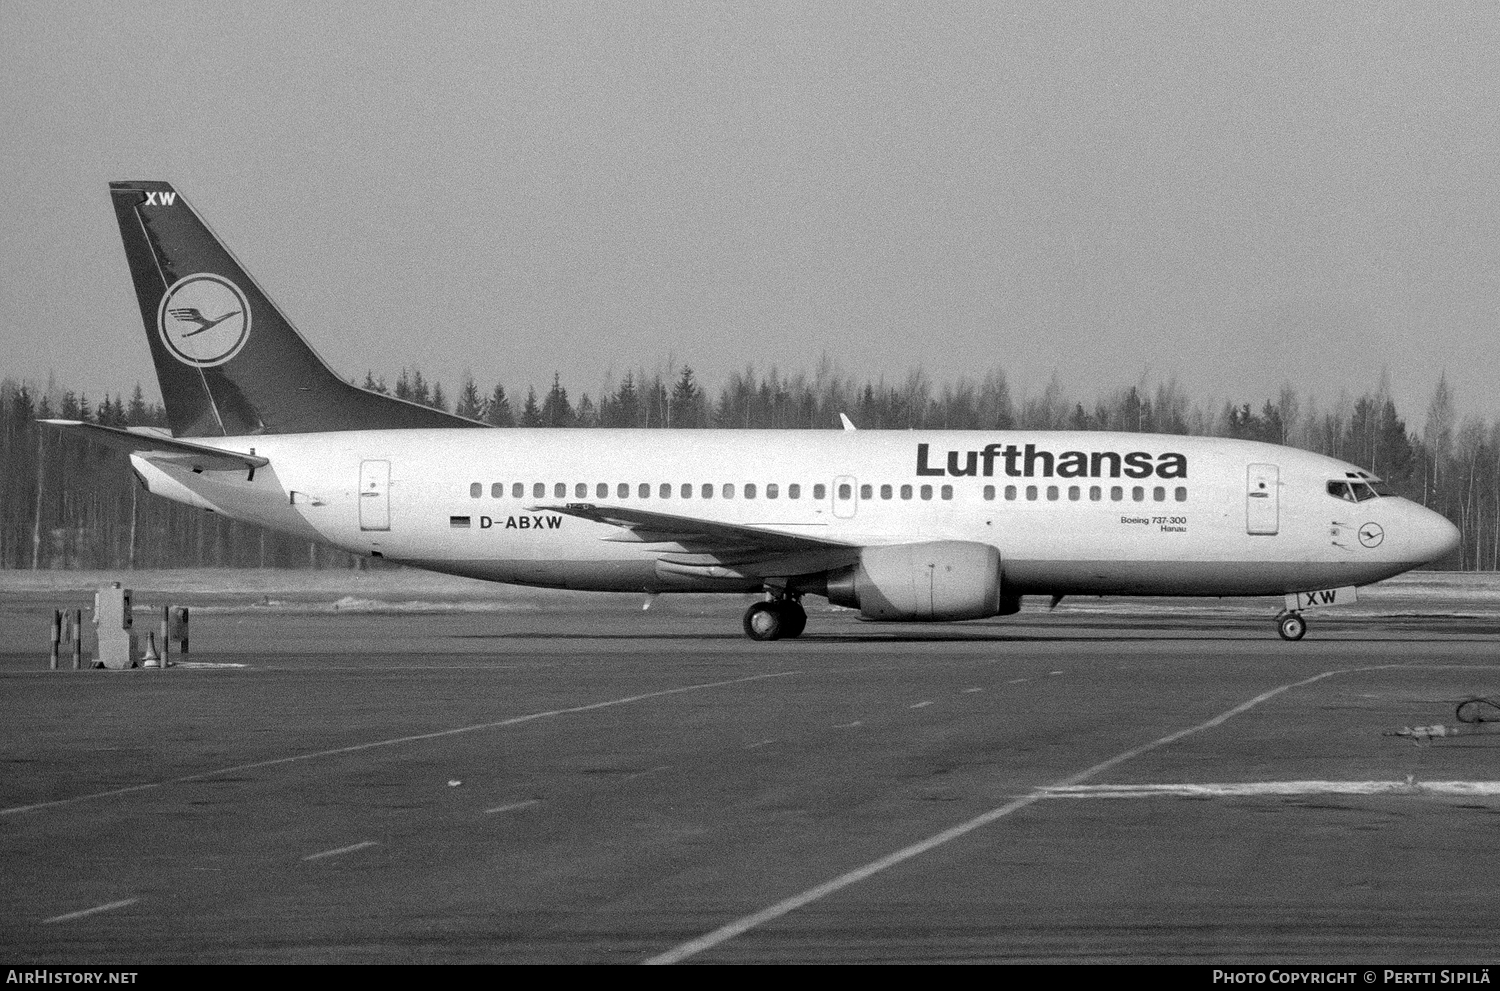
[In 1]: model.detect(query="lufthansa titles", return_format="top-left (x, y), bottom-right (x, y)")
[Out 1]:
top-left (917, 442), bottom-right (1187, 479)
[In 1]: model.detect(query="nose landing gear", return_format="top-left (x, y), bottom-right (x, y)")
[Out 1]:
top-left (1276, 611), bottom-right (1307, 641)
top-left (742, 595), bottom-right (808, 641)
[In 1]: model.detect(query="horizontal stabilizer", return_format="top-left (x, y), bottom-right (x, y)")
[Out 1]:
top-left (40, 420), bottom-right (269, 473)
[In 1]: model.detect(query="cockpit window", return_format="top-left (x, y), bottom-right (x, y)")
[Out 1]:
top-left (1356, 471), bottom-right (1397, 497)
top-left (1328, 477), bottom-right (1381, 502)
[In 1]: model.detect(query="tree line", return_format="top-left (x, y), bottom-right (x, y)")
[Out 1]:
top-left (0, 364), bottom-right (1485, 570)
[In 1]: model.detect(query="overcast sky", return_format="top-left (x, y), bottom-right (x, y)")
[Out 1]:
top-left (2, 1), bottom-right (1497, 427)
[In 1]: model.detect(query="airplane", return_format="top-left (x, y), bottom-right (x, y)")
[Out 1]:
top-left (44, 180), bottom-right (1460, 642)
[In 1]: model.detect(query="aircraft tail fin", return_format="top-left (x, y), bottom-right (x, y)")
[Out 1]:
top-left (108, 181), bottom-right (477, 437)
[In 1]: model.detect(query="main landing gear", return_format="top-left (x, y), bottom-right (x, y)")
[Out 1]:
top-left (743, 595), bottom-right (807, 641)
top-left (1276, 611), bottom-right (1307, 641)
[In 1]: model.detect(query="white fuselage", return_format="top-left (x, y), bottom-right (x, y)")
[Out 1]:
top-left (131, 429), bottom-right (1458, 599)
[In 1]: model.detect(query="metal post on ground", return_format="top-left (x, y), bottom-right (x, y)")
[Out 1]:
top-left (71, 609), bottom-right (82, 670)
top-left (49, 610), bottom-right (61, 670)
top-left (160, 605), bottom-right (170, 670)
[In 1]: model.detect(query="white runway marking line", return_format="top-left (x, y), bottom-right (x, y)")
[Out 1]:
top-left (832, 721), bottom-right (862, 729)
top-left (1043, 781), bottom-right (1500, 799)
top-left (0, 670), bottom-right (798, 818)
top-left (641, 664), bottom-right (1380, 966)
top-left (622, 765), bottom-right (672, 781)
top-left (42, 898), bottom-right (138, 924)
top-left (484, 799), bottom-right (540, 815)
top-left (303, 840), bottom-right (379, 861)
top-left (909, 701), bottom-right (933, 709)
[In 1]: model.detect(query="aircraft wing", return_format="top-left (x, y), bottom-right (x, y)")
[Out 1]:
top-left (40, 420), bottom-right (269, 473)
top-left (530, 502), bottom-right (863, 578)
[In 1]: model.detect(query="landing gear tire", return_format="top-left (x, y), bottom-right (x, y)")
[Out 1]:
top-left (779, 600), bottom-right (807, 639)
top-left (743, 599), bottom-right (807, 641)
top-left (744, 601), bottom-right (783, 641)
top-left (1277, 612), bottom-right (1307, 641)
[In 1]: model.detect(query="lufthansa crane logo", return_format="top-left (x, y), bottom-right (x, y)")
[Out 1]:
top-left (1358, 522), bottom-right (1384, 548)
top-left (156, 274), bottom-right (251, 367)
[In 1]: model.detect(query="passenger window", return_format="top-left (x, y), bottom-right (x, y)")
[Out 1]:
top-left (724, 483), bottom-right (735, 499)
top-left (789, 484), bottom-right (801, 499)
top-left (900, 484), bottom-right (913, 500)
top-left (1069, 486), bottom-right (1080, 501)
top-left (940, 485), bottom-right (953, 500)
top-left (1089, 486), bottom-right (1101, 502)
top-left (838, 483), bottom-right (852, 500)
top-left (701, 483), bottom-right (713, 499)
top-left (745, 483), bottom-right (757, 499)
top-left (618, 482), bottom-right (629, 498)
top-left (882, 484), bottom-right (894, 500)
top-left (1005, 485), bottom-right (1017, 500)
top-left (860, 484), bottom-right (872, 500)
top-left (513, 482), bottom-right (524, 498)
top-left (1047, 486), bottom-right (1059, 501)
top-left (1132, 486), bottom-right (1145, 502)
top-left (1175, 487), bottom-right (1187, 502)
top-left (1111, 486), bottom-right (1123, 501)
top-left (920, 485), bottom-right (933, 501)
top-left (638, 483), bottom-right (650, 499)
top-left (470, 482), bottom-right (482, 498)
top-left (1026, 485), bottom-right (1038, 501)
top-left (575, 482), bottom-right (587, 498)
top-left (597, 483), bottom-right (608, 498)
top-left (767, 484), bottom-right (779, 499)
top-left (813, 484), bottom-right (825, 499)
top-left (982, 485), bottom-right (995, 501)
top-left (681, 483), bottom-right (692, 499)
top-left (659, 483), bottom-right (671, 499)
top-left (533, 482), bottom-right (545, 498)
top-left (491, 482), bottom-right (503, 499)
top-left (554, 482), bottom-right (566, 498)
top-left (1153, 486), bottom-right (1165, 502)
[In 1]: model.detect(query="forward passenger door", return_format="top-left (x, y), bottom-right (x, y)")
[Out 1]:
top-left (1246, 463), bottom-right (1279, 536)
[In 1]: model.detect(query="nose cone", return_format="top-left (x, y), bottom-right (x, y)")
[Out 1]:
top-left (1413, 506), bottom-right (1461, 565)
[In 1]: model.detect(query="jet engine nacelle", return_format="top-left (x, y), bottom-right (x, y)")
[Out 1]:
top-left (825, 540), bottom-right (1004, 621)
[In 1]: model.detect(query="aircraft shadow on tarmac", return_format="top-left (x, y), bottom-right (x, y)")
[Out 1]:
top-left (448, 623), bottom-right (1491, 643)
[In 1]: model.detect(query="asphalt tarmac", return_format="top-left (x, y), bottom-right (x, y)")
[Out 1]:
top-left (3, 589), bottom-right (1500, 964)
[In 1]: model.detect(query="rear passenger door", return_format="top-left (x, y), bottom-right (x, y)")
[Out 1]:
top-left (360, 460), bottom-right (391, 531)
